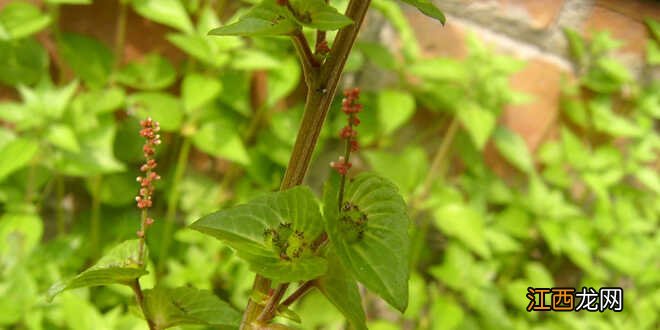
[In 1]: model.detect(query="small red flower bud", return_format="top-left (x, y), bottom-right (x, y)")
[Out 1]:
top-left (137, 230), bottom-right (144, 238)
top-left (146, 217), bottom-right (154, 226)
top-left (350, 139), bottom-right (359, 152)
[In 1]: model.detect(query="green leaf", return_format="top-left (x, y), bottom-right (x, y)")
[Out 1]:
top-left (116, 54), bottom-right (177, 91)
top-left (128, 92), bottom-right (183, 131)
top-left (0, 137), bottom-right (39, 182)
top-left (58, 33), bottom-right (114, 89)
top-left (142, 286), bottom-right (241, 329)
top-left (646, 18), bottom-right (660, 42)
top-left (18, 80), bottom-right (78, 122)
top-left (192, 118), bottom-right (249, 165)
top-left (131, 0), bottom-right (194, 33)
top-left (46, 124), bottom-right (80, 153)
top-left (493, 127), bottom-right (534, 174)
top-left (525, 262), bottom-right (554, 287)
top-left (208, 1), bottom-right (299, 37)
top-left (359, 41), bottom-right (399, 71)
top-left (378, 89), bottom-right (415, 135)
top-left (589, 97), bottom-right (641, 137)
top-left (47, 239), bottom-right (147, 302)
top-left (0, 2), bottom-right (51, 40)
top-left (323, 172), bottom-right (409, 312)
top-left (289, 0), bottom-right (353, 30)
top-left (457, 102), bottom-right (496, 150)
top-left (364, 147), bottom-right (428, 194)
top-left (75, 87), bottom-right (126, 115)
top-left (182, 73), bottom-right (222, 113)
top-left (230, 48), bottom-right (280, 70)
top-left (399, 0), bottom-right (446, 24)
top-left (0, 38), bottom-right (48, 86)
top-left (433, 202), bottom-right (491, 259)
top-left (316, 251), bottom-right (367, 330)
top-left (55, 119), bottom-right (125, 176)
top-left (564, 28), bottom-right (586, 66)
top-left (190, 186), bottom-right (327, 282)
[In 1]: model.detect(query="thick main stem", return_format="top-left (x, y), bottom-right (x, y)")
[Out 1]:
top-left (240, 1), bottom-right (372, 328)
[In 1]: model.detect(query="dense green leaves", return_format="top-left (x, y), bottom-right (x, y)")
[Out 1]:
top-left (323, 172), bottom-right (409, 312)
top-left (457, 102), bottom-right (496, 150)
top-left (128, 92), bottom-right (183, 131)
top-left (191, 119), bottom-right (250, 165)
top-left (47, 240), bottom-right (147, 301)
top-left (190, 186), bottom-right (327, 282)
top-left (182, 74), bottom-right (222, 113)
top-left (142, 286), bottom-right (241, 329)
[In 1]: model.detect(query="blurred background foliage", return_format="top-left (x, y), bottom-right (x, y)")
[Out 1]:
top-left (0, 0), bottom-right (658, 329)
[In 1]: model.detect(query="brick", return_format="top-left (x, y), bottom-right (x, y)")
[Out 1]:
top-left (497, 0), bottom-right (565, 29)
top-left (584, 0), bottom-right (659, 54)
top-left (502, 58), bottom-right (567, 152)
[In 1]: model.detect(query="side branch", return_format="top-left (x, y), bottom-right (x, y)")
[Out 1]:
top-left (291, 30), bottom-right (319, 86)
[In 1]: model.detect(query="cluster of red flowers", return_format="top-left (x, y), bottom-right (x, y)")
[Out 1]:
top-left (135, 118), bottom-right (161, 238)
top-left (330, 88), bottom-right (362, 175)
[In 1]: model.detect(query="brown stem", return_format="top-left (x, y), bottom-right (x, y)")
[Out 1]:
top-left (114, 0), bottom-right (128, 71)
top-left (131, 279), bottom-right (156, 330)
top-left (282, 280), bottom-right (316, 307)
top-left (256, 284), bottom-right (289, 323)
top-left (280, 0), bottom-right (372, 190)
top-left (240, 1), bottom-right (372, 328)
top-left (291, 30), bottom-right (320, 86)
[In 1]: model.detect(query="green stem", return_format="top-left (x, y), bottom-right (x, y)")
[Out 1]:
top-left (90, 176), bottom-right (103, 260)
top-left (240, 1), bottom-right (372, 328)
top-left (131, 279), bottom-right (156, 330)
top-left (56, 175), bottom-right (66, 236)
top-left (157, 138), bottom-right (191, 274)
top-left (409, 117), bottom-right (459, 269)
top-left (114, 0), bottom-right (128, 72)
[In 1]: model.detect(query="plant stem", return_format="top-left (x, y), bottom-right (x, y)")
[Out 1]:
top-left (256, 284), bottom-right (289, 323)
top-left (409, 117), bottom-right (459, 268)
top-left (114, 0), bottom-right (128, 71)
top-left (282, 280), bottom-right (316, 307)
top-left (130, 279), bottom-right (156, 330)
top-left (56, 175), bottom-right (66, 236)
top-left (90, 176), bottom-right (103, 260)
top-left (157, 138), bottom-right (191, 274)
top-left (240, 1), bottom-right (372, 328)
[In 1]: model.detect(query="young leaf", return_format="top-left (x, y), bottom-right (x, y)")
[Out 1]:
top-left (116, 54), bottom-right (177, 91)
top-left (316, 251), bottom-right (367, 330)
top-left (191, 118), bottom-right (250, 165)
top-left (378, 89), bottom-right (415, 135)
top-left (190, 186), bottom-right (328, 282)
top-left (142, 286), bottom-right (241, 329)
top-left (492, 127), bottom-right (535, 174)
top-left (208, 0), bottom-right (299, 37)
top-left (289, 0), bottom-right (353, 30)
top-left (46, 124), bottom-right (80, 153)
top-left (323, 172), bottom-right (409, 312)
top-left (0, 137), bottom-right (39, 182)
top-left (0, 2), bottom-right (51, 40)
top-left (398, 0), bottom-right (446, 25)
top-left (131, 0), bottom-right (194, 33)
top-left (457, 102), bottom-right (496, 151)
top-left (182, 73), bottom-right (222, 113)
top-left (47, 239), bottom-right (147, 302)
top-left (433, 202), bottom-right (491, 259)
top-left (128, 92), bottom-right (183, 132)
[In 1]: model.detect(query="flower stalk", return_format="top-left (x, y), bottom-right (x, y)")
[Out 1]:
top-left (135, 117), bottom-right (161, 265)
